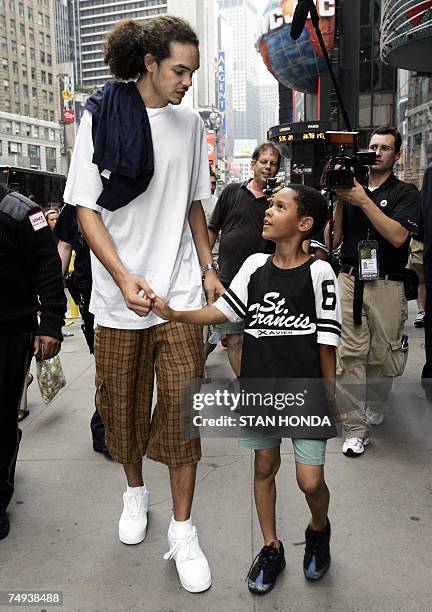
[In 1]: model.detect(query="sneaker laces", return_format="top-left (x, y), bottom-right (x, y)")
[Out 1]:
top-left (124, 495), bottom-right (147, 521)
top-left (164, 526), bottom-right (199, 561)
top-left (245, 543), bottom-right (280, 581)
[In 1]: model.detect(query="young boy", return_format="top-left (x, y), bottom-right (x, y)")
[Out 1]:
top-left (152, 185), bottom-right (342, 594)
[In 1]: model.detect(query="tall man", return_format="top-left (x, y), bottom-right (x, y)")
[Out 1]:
top-left (330, 127), bottom-right (419, 456)
top-left (0, 185), bottom-right (65, 539)
top-left (64, 17), bottom-right (223, 593)
top-left (208, 142), bottom-right (281, 375)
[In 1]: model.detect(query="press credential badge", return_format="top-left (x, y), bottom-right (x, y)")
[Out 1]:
top-left (358, 240), bottom-right (379, 280)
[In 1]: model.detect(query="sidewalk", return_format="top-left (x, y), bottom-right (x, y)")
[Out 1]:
top-left (1, 304), bottom-right (431, 612)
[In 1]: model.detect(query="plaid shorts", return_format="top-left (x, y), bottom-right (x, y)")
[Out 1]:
top-left (94, 321), bottom-right (204, 466)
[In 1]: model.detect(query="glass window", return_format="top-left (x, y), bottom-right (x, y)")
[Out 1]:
top-left (46, 146), bottom-right (56, 159)
top-left (8, 141), bottom-right (22, 155)
top-left (14, 82), bottom-right (19, 95)
top-left (31, 67), bottom-right (36, 79)
top-left (40, 50), bottom-right (45, 63)
top-left (23, 84), bottom-right (28, 97)
top-left (372, 93), bottom-right (394, 126)
top-left (28, 144), bottom-right (40, 157)
top-left (32, 86), bottom-right (37, 98)
top-left (41, 70), bottom-right (46, 83)
top-left (28, 7), bottom-right (33, 21)
top-left (360, 29), bottom-right (372, 62)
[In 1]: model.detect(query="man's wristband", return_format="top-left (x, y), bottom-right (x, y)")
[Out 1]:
top-left (201, 262), bottom-right (219, 277)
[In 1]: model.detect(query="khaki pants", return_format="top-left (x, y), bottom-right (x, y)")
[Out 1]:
top-left (337, 273), bottom-right (408, 437)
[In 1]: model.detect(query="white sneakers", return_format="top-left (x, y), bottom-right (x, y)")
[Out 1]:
top-left (119, 486), bottom-right (149, 545)
top-left (342, 436), bottom-right (370, 456)
top-left (119, 491), bottom-right (211, 593)
top-left (164, 519), bottom-right (212, 593)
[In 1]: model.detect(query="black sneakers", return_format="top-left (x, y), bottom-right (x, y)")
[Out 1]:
top-left (0, 508), bottom-right (10, 540)
top-left (303, 518), bottom-right (331, 580)
top-left (247, 541), bottom-right (286, 594)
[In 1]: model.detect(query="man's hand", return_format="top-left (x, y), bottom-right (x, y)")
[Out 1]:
top-left (152, 296), bottom-right (174, 321)
top-left (118, 274), bottom-right (155, 317)
top-left (34, 335), bottom-right (61, 361)
top-left (203, 270), bottom-right (225, 305)
top-left (334, 178), bottom-right (369, 207)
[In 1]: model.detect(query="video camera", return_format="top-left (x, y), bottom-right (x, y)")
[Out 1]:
top-left (322, 131), bottom-right (377, 190)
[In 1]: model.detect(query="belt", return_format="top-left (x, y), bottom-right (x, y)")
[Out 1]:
top-left (339, 264), bottom-right (404, 326)
top-left (339, 264), bottom-right (404, 282)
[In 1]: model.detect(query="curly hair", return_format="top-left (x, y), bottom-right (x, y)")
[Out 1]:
top-left (103, 16), bottom-right (199, 80)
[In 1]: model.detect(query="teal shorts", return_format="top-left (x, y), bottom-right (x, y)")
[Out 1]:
top-left (238, 435), bottom-right (327, 465)
top-left (212, 319), bottom-right (245, 337)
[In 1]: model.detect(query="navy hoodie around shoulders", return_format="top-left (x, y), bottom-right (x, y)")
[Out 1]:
top-left (85, 80), bottom-right (154, 212)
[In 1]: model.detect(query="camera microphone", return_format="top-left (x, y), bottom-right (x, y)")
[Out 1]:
top-left (290, 0), bottom-right (315, 40)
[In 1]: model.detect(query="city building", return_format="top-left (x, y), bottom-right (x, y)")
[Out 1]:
top-left (397, 72), bottom-right (432, 187)
top-left (218, 0), bottom-right (260, 141)
top-left (259, 82), bottom-right (279, 142)
top-left (257, 0), bottom-right (397, 187)
top-left (70, 0), bottom-right (168, 90)
top-left (382, 2), bottom-right (432, 186)
top-left (0, 0), bottom-right (66, 173)
top-left (167, 0), bottom-right (218, 109)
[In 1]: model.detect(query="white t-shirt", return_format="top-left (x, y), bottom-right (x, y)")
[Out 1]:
top-left (63, 105), bottom-right (211, 329)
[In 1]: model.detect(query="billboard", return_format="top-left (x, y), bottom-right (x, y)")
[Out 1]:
top-left (218, 51), bottom-right (227, 135)
top-left (258, 0), bottom-right (336, 93)
top-left (207, 131), bottom-right (215, 166)
top-left (59, 75), bottom-right (75, 124)
top-left (234, 139), bottom-right (258, 158)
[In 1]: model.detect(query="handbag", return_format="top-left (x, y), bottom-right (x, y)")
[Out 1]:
top-left (36, 355), bottom-right (67, 405)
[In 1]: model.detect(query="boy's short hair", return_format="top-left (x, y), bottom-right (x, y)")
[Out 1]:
top-left (288, 184), bottom-right (328, 239)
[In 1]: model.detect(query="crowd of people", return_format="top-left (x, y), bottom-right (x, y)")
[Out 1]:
top-left (1, 13), bottom-right (430, 600)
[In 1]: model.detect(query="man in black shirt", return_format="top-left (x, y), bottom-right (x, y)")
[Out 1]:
top-left (420, 162), bottom-right (432, 398)
top-left (55, 204), bottom-right (108, 457)
top-left (0, 185), bottom-right (66, 539)
top-left (208, 142), bottom-right (280, 375)
top-left (330, 126), bottom-right (420, 456)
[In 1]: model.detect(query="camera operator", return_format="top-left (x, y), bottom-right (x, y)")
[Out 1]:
top-left (328, 126), bottom-right (420, 457)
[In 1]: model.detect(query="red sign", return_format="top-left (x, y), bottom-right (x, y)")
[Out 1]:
top-left (63, 109), bottom-right (75, 124)
top-left (206, 131), bottom-right (215, 165)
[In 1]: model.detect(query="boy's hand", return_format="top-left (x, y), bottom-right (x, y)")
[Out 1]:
top-left (152, 296), bottom-right (174, 321)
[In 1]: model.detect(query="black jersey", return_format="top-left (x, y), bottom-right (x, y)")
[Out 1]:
top-left (214, 255), bottom-right (342, 439)
top-left (215, 254), bottom-right (341, 378)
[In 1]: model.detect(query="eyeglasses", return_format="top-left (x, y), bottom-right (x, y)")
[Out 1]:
top-left (369, 144), bottom-right (394, 152)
